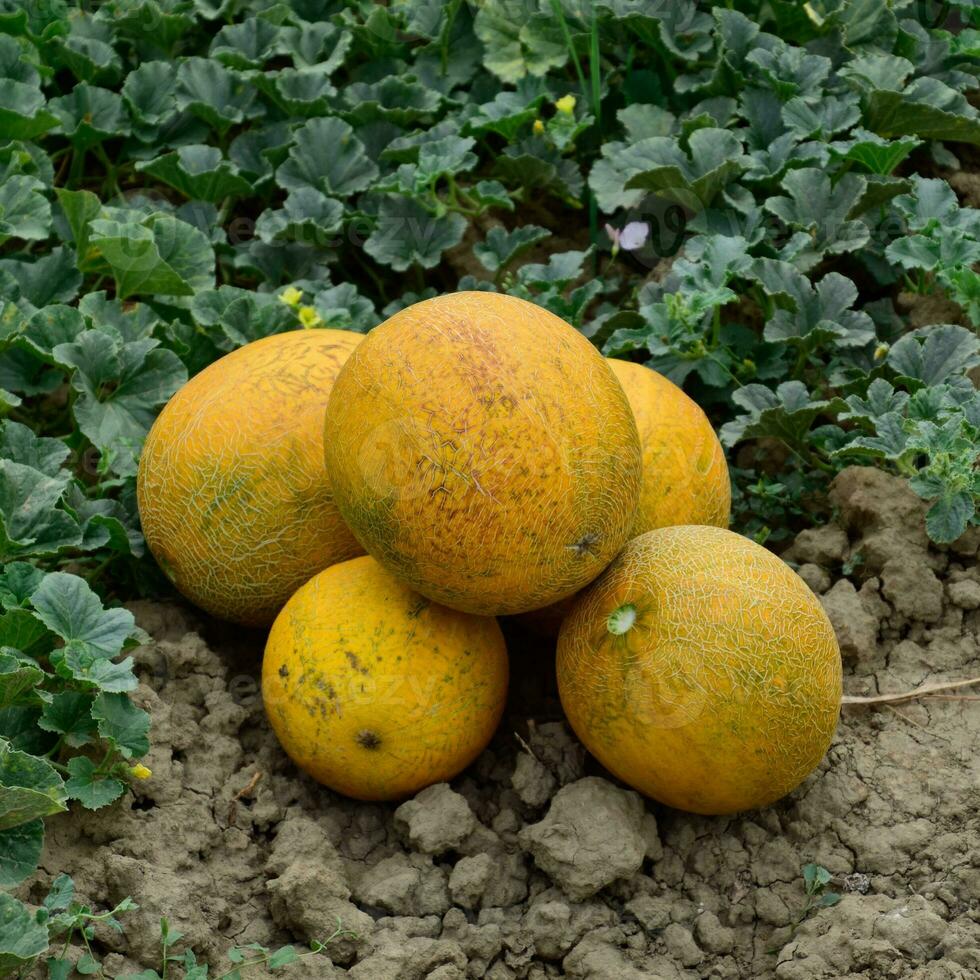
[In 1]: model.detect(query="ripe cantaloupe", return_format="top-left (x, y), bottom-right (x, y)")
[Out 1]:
top-left (607, 359), bottom-right (730, 534)
top-left (557, 526), bottom-right (842, 814)
top-left (262, 555), bottom-right (509, 800)
top-left (323, 292), bottom-right (642, 616)
top-left (137, 329), bottom-right (364, 627)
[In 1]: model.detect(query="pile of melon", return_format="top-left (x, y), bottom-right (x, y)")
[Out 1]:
top-left (138, 292), bottom-right (842, 815)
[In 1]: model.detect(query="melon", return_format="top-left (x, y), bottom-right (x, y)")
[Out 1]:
top-left (137, 329), bottom-right (364, 626)
top-left (323, 292), bottom-right (642, 616)
top-left (262, 555), bottom-right (509, 800)
top-left (557, 526), bottom-right (842, 814)
top-left (608, 359), bottom-right (730, 534)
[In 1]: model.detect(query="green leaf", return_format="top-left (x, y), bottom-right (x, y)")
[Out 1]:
top-left (254, 188), bottom-right (344, 246)
top-left (924, 492), bottom-right (975, 544)
top-left (0, 420), bottom-right (69, 476)
top-left (887, 325), bottom-right (980, 386)
top-left (364, 196), bottom-right (466, 271)
top-left (311, 284), bottom-right (377, 332)
top-left (137, 145), bottom-right (252, 203)
top-left (0, 891), bottom-right (49, 972)
top-left (0, 610), bottom-right (50, 658)
top-left (831, 129), bottom-right (921, 176)
top-left (864, 78), bottom-right (980, 146)
top-left (44, 874), bottom-right (74, 912)
top-left (474, 0), bottom-right (566, 83)
top-left (517, 249), bottom-right (590, 288)
top-left (0, 36), bottom-right (58, 140)
top-left (720, 381), bottom-right (843, 449)
top-left (467, 86), bottom-right (548, 141)
top-left (176, 57), bottom-right (260, 134)
top-left (417, 135), bottom-right (477, 182)
top-left (885, 232), bottom-right (980, 273)
top-left (55, 187), bottom-right (101, 262)
top-left (122, 60), bottom-right (178, 138)
top-left (469, 180), bottom-right (514, 212)
top-left (0, 247), bottom-right (81, 308)
top-left (276, 117), bottom-right (378, 198)
top-left (0, 818), bottom-right (43, 886)
top-left (29, 572), bottom-right (136, 661)
top-left (0, 562), bottom-right (44, 609)
top-left (91, 693), bottom-right (149, 759)
top-left (38, 691), bottom-right (96, 747)
top-left (209, 16), bottom-right (280, 69)
top-left (54, 330), bottom-right (187, 476)
top-left (0, 651), bottom-right (43, 710)
top-left (763, 271), bottom-right (875, 350)
top-left (48, 83), bottom-right (130, 148)
top-left (474, 225), bottom-right (550, 274)
top-left (0, 738), bottom-right (67, 829)
top-left (64, 756), bottom-right (124, 810)
top-left (0, 462), bottom-right (80, 561)
top-left (0, 175), bottom-right (51, 244)
top-left (342, 76), bottom-right (442, 127)
top-left (279, 20), bottom-right (351, 71)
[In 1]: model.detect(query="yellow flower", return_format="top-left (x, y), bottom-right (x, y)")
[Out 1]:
top-left (279, 286), bottom-right (303, 308)
top-left (533, 119), bottom-right (545, 135)
top-left (874, 343), bottom-right (890, 360)
top-left (298, 305), bottom-right (323, 329)
top-left (555, 94), bottom-right (576, 115)
top-left (130, 764), bottom-right (152, 780)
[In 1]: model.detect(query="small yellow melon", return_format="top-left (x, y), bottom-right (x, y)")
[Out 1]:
top-left (557, 526), bottom-right (842, 814)
top-left (262, 555), bottom-right (509, 800)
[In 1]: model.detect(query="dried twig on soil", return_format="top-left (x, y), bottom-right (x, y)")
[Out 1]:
top-left (841, 677), bottom-right (980, 706)
top-left (227, 770), bottom-right (263, 826)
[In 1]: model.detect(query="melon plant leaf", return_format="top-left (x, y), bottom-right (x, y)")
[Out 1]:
top-left (0, 652), bottom-right (44, 710)
top-left (417, 136), bottom-right (478, 182)
top-left (38, 691), bottom-right (96, 747)
top-left (781, 95), bottom-right (861, 140)
top-left (887, 325), bottom-right (980, 387)
top-left (830, 130), bottom-right (921, 176)
top-left (53, 26), bottom-right (122, 86)
top-left (91, 692), bottom-right (149, 759)
top-left (763, 272), bottom-right (875, 350)
top-left (0, 739), bottom-right (68, 829)
top-left (310, 283), bottom-right (378, 332)
top-left (517, 249), bottom-right (591, 289)
top-left (121, 60), bottom-right (178, 136)
top-left (622, 129), bottom-right (750, 207)
top-left (0, 563), bottom-right (45, 609)
top-left (0, 421), bottom-right (70, 477)
top-left (0, 818), bottom-right (43, 886)
top-left (137, 145), bottom-right (252, 203)
top-left (885, 231), bottom-right (980, 273)
top-left (209, 16), bottom-right (281, 69)
top-left (863, 78), bottom-right (980, 146)
top-left (176, 57), bottom-right (260, 134)
top-left (254, 188), bottom-right (344, 246)
top-left (0, 175), bottom-right (51, 244)
top-left (720, 381), bottom-right (844, 449)
top-left (0, 35), bottom-right (59, 140)
top-left (763, 169), bottom-right (870, 263)
top-left (28, 572), bottom-right (137, 663)
top-left (0, 247), bottom-right (81, 309)
top-left (841, 412), bottom-right (910, 460)
top-left (0, 611), bottom-right (51, 659)
top-left (276, 117), bottom-right (378, 198)
top-left (923, 491), bottom-right (975, 544)
top-left (342, 77), bottom-right (442, 126)
top-left (474, 225), bottom-right (550, 275)
top-left (0, 462), bottom-right (81, 561)
top-left (55, 187), bottom-right (101, 263)
top-left (278, 20), bottom-right (351, 71)
top-left (466, 84), bottom-right (550, 141)
top-left (474, 0), bottom-right (566, 83)
top-left (48, 83), bottom-right (130, 148)
top-left (257, 68), bottom-right (335, 116)
top-left (64, 756), bottom-right (125, 809)
top-left (0, 891), bottom-right (50, 971)
top-left (54, 330), bottom-right (187, 477)
top-left (840, 378), bottom-right (910, 423)
top-left (364, 196), bottom-right (467, 271)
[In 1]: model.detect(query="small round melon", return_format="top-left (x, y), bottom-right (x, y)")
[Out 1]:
top-left (137, 329), bottom-right (364, 626)
top-left (323, 292), bottom-right (642, 616)
top-left (262, 555), bottom-right (509, 800)
top-left (608, 359), bottom-right (730, 534)
top-left (557, 526), bottom-right (842, 814)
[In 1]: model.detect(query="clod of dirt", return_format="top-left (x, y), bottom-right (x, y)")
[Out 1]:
top-left (352, 852), bottom-right (450, 917)
top-left (394, 783), bottom-right (477, 854)
top-left (524, 721), bottom-right (586, 785)
top-left (947, 578), bottom-right (980, 610)
top-left (511, 752), bottom-right (557, 807)
top-left (797, 563), bottom-right (831, 594)
top-left (786, 526), bottom-right (849, 567)
top-left (694, 911), bottom-right (736, 955)
top-left (518, 777), bottom-right (649, 900)
top-left (820, 579), bottom-right (879, 661)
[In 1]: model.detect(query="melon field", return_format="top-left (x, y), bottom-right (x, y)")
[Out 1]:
top-left (1, 2), bottom-right (980, 979)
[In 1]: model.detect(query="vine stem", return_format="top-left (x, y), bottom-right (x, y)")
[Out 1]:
top-left (842, 677), bottom-right (980, 705)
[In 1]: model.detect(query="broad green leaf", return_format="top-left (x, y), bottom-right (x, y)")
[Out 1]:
top-left (176, 57), bottom-right (260, 134)
top-left (0, 247), bottom-right (81, 308)
top-left (48, 83), bottom-right (130, 148)
top-left (763, 272), bottom-right (875, 350)
top-left (0, 738), bottom-right (67, 829)
top-left (474, 0), bottom-right (566, 83)
top-left (279, 20), bottom-right (351, 71)
top-left (782, 95), bottom-right (861, 140)
top-left (137, 145), bottom-right (251, 202)
top-left (840, 378), bottom-right (909, 423)
top-left (0, 420), bottom-right (69, 476)
top-left (618, 103), bottom-right (676, 142)
top-left (0, 610), bottom-right (50, 658)
top-left (467, 86), bottom-right (549, 141)
top-left (865, 78), bottom-right (980, 146)
top-left (887, 325), bottom-right (980, 386)
top-left (0, 818), bottom-right (43, 886)
top-left (38, 691), bottom-right (96, 747)
top-left (364, 196), bottom-right (466, 271)
top-left (55, 187), bottom-right (101, 262)
top-left (924, 492), bottom-right (975, 544)
top-left (52, 17), bottom-right (121, 84)
top-left (0, 175), bottom-right (50, 244)
top-left (517, 249), bottom-right (590, 288)
top-left (417, 135), bottom-right (477, 181)
top-left (469, 180), bottom-right (514, 212)
top-left (720, 381), bottom-right (843, 449)
top-left (29, 572), bottom-right (136, 661)
top-left (209, 16), bottom-right (280, 69)
top-left (311, 284), bottom-right (378, 333)
top-left (0, 562), bottom-right (44, 609)
top-left (0, 461), bottom-right (80, 561)
top-left (342, 76), bottom-right (442, 127)
top-left (255, 67), bottom-right (335, 116)
top-left (0, 891), bottom-right (49, 971)
top-left (830, 129), bottom-right (921, 176)
top-left (64, 756), bottom-right (124, 809)
top-left (0, 36), bottom-right (58, 140)
top-left (0, 652), bottom-right (43, 710)
top-left (885, 231), bottom-right (980, 273)
top-left (276, 117), bottom-right (378, 198)
top-left (254, 188), bottom-right (344, 246)
top-left (44, 873), bottom-right (74, 911)
top-left (122, 60), bottom-right (178, 137)
top-left (474, 225), bottom-right (550, 274)
top-left (91, 692), bottom-right (149, 758)
top-left (54, 330), bottom-right (187, 477)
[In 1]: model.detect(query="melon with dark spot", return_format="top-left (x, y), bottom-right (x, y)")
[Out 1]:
top-left (557, 526), bottom-right (842, 815)
top-left (262, 555), bottom-right (509, 801)
top-left (323, 292), bottom-right (642, 616)
top-left (137, 329), bottom-right (365, 626)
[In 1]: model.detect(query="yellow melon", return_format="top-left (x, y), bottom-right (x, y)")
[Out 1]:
top-left (137, 329), bottom-right (364, 626)
top-left (262, 555), bottom-right (509, 800)
top-left (323, 292), bottom-right (642, 616)
top-left (557, 526), bottom-right (842, 814)
top-left (608, 359), bottom-right (730, 534)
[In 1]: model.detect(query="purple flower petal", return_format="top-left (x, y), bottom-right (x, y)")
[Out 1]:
top-left (619, 221), bottom-right (649, 251)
